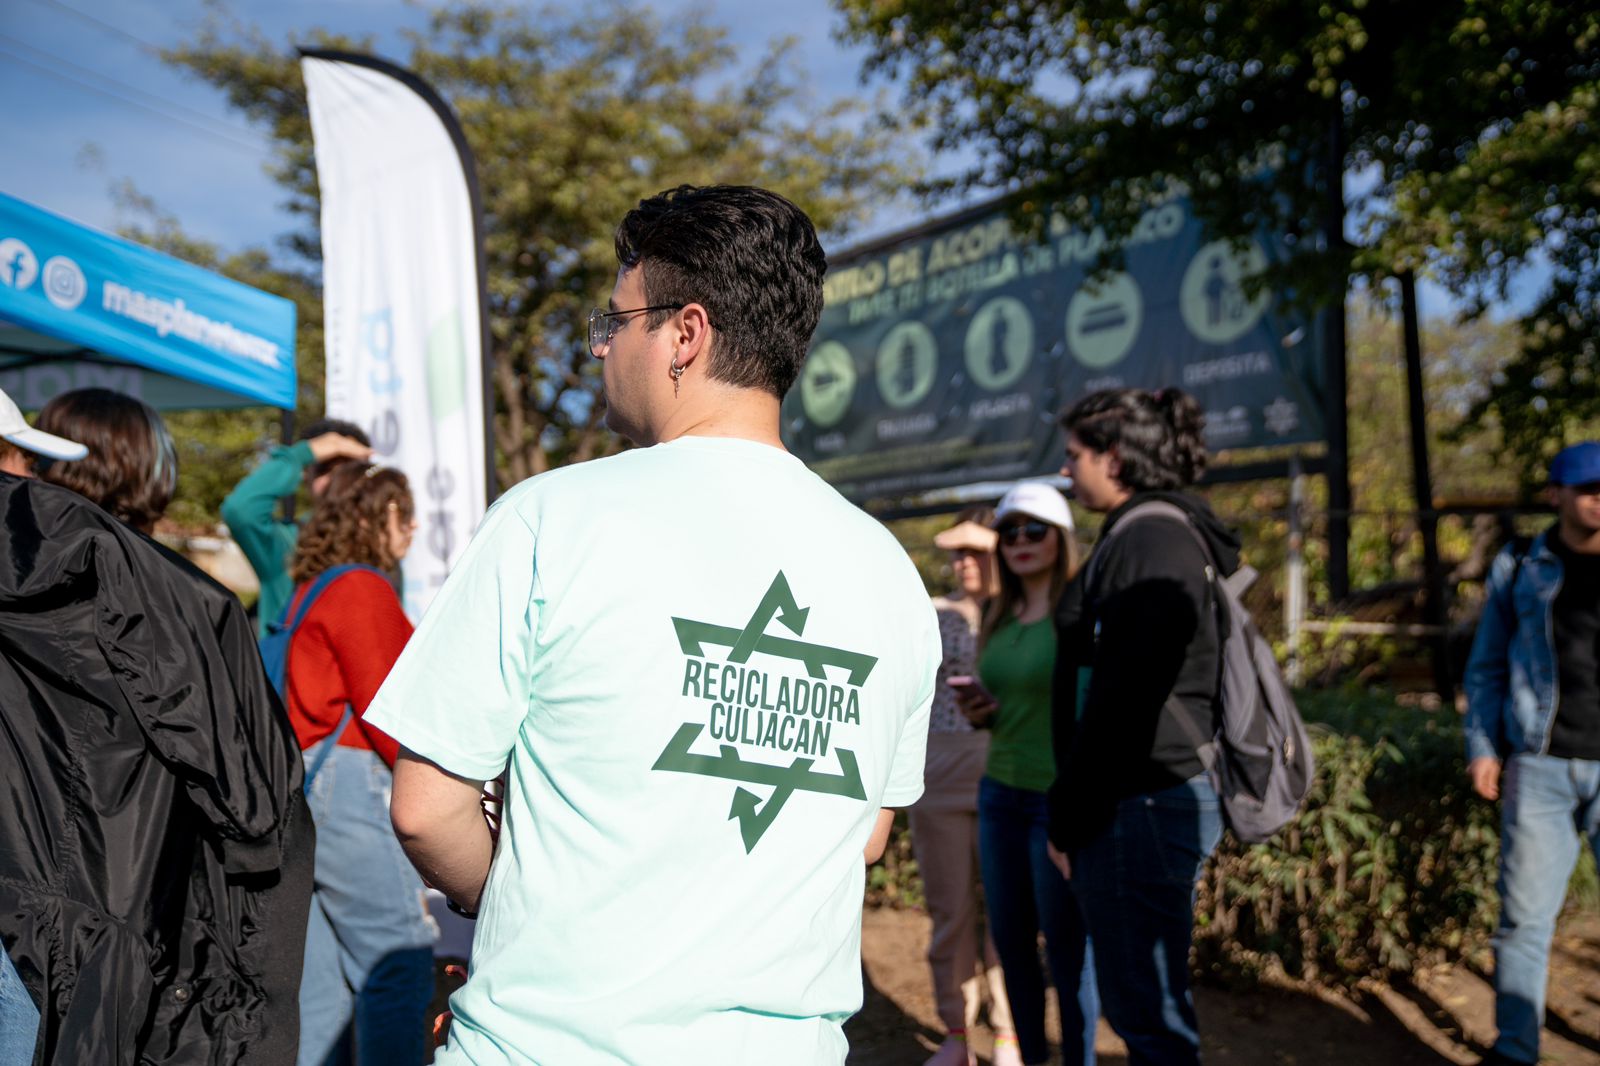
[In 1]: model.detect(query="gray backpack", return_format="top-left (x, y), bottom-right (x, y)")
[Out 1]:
top-left (1088, 501), bottom-right (1314, 844)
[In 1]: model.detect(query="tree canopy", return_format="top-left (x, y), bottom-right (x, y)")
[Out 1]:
top-left (164, 2), bottom-right (916, 483)
top-left (835, 0), bottom-right (1599, 476)
top-left (101, 181), bottom-right (313, 533)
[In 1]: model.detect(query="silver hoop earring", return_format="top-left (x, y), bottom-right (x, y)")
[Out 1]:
top-left (670, 360), bottom-right (685, 398)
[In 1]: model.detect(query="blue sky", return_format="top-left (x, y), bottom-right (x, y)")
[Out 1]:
top-left (0, 0), bottom-right (1545, 320)
top-left (0, 0), bottom-right (897, 254)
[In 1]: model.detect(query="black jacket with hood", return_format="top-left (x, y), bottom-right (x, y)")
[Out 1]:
top-left (1048, 490), bottom-right (1241, 854)
top-left (0, 474), bottom-right (314, 1064)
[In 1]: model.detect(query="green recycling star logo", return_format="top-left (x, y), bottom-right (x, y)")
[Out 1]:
top-left (654, 572), bottom-right (877, 852)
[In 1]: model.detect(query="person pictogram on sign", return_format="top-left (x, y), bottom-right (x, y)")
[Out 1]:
top-left (1203, 254), bottom-right (1250, 327)
top-left (991, 308), bottom-right (1010, 377)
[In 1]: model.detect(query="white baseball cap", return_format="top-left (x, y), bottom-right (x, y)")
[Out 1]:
top-left (994, 481), bottom-right (1074, 531)
top-left (0, 386), bottom-right (88, 461)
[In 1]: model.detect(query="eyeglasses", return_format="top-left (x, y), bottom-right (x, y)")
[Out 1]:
top-left (588, 305), bottom-right (684, 358)
top-left (997, 520), bottom-right (1051, 546)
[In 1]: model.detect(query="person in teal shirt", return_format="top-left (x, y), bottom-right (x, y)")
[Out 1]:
top-left (954, 482), bottom-right (1097, 1066)
top-left (221, 420), bottom-right (371, 635)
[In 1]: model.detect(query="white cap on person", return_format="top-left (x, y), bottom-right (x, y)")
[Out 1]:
top-left (994, 481), bottom-right (1074, 531)
top-left (0, 386), bottom-right (88, 461)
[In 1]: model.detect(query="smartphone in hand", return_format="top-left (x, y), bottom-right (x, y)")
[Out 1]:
top-left (946, 674), bottom-right (992, 699)
top-left (947, 673), bottom-right (997, 728)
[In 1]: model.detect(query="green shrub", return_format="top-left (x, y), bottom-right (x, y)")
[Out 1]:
top-left (865, 808), bottom-right (923, 909)
top-left (1196, 688), bottom-right (1594, 986)
top-left (870, 689), bottom-right (1598, 990)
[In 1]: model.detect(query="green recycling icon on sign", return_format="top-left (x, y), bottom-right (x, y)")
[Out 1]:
top-left (875, 322), bottom-right (938, 410)
top-left (655, 572), bottom-right (876, 851)
top-left (799, 342), bottom-right (857, 428)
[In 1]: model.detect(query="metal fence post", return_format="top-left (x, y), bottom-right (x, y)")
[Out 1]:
top-left (1286, 456), bottom-right (1307, 686)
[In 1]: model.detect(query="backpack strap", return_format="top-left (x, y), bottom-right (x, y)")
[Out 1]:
top-left (1085, 501), bottom-right (1212, 596)
top-left (273, 563), bottom-right (379, 635)
top-left (302, 704), bottom-right (355, 794)
top-left (273, 563), bottom-right (388, 794)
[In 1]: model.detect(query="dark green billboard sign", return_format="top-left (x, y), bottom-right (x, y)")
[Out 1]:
top-left (780, 198), bottom-right (1325, 504)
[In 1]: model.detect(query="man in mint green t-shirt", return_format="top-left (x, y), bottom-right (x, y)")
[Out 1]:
top-left (365, 186), bottom-right (940, 1066)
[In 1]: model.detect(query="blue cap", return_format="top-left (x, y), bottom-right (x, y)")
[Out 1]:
top-left (1549, 442), bottom-right (1600, 486)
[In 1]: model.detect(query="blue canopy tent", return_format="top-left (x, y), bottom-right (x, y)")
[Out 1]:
top-left (0, 192), bottom-right (296, 412)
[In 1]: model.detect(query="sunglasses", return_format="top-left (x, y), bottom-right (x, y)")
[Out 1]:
top-left (998, 520), bottom-right (1051, 546)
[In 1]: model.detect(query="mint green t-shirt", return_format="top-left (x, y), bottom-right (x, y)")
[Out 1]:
top-left (365, 436), bottom-right (940, 1066)
top-left (977, 616), bottom-right (1058, 793)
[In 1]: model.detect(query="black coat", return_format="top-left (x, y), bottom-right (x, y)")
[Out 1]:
top-left (0, 475), bottom-right (314, 1064)
top-left (1049, 490), bottom-right (1242, 854)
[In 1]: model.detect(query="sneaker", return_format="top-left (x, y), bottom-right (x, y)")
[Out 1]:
top-left (923, 1035), bottom-right (976, 1066)
top-left (990, 1032), bottom-right (1025, 1066)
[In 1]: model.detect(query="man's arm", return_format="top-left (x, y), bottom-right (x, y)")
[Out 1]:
top-left (390, 748), bottom-right (496, 913)
top-left (220, 440), bottom-right (314, 578)
top-left (221, 434), bottom-right (371, 579)
top-left (1463, 547), bottom-right (1517, 799)
top-left (864, 808), bottom-right (896, 864)
top-left (1049, 577), bottom-right (1088, 801)
top-left (1052, 523), bottom-right (1203, 853)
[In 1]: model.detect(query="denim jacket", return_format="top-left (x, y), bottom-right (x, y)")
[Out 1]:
top-left (1463, 531), bottom-right (1563, 763)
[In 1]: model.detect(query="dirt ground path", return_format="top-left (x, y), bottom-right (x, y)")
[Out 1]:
top-left (845, 908), bottom-right (1600, 1066)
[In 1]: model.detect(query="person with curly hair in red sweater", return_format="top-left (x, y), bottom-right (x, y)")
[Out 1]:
top-left (284, 462), bottom-right (437, 1066)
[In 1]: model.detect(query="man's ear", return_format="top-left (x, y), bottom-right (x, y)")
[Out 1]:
top-left (1545, 484), bottom-right (1564, 509)
top-left (673, 302), bottom-right (713, 371)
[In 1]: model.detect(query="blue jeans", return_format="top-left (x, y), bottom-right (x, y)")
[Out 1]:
top-left (298, 743), bottom-right (437, 1066)
top-left (0, 949), bottom-right (38, 1066)
top-left (1072, 774), bottom-right (1222, 1066)
top-left (978, 776), bottom-right (1098, 1066)
top-left (1493, 753), bottom-right (1600, 1063)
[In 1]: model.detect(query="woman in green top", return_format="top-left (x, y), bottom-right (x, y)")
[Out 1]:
top-left (953, 482), bottom-right (1097, 1066)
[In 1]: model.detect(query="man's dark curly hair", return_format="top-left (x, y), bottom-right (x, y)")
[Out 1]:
top-left (614, 184), bottom-right (826, 399)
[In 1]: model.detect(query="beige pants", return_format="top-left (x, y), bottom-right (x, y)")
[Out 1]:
top-left (907, 731), bottom-right (1015, 1034)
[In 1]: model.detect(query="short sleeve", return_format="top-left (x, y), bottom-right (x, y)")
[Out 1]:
top-left (364, 493), bottom-right (539, 781)
top-left (880, 602), bottom-right (941, 807)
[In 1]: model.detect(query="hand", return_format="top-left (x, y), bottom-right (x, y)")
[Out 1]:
top-left (1468, 756), bottom-right (1502, 801)
top-left (433, 964), bottom-right (468, 1042)
top-left (1047, 840), bottom-right (1071, 880)
top-left (952, 684), bottom-right (998, 728)
top-left (307, 432), bottom-right (373, 464)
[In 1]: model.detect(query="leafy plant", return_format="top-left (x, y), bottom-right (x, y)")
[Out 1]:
top-left (158, 1), bottom-right (916, 488)
top-left (867, 688), bottom-right (1598, 991)
top-left (865, 808), bottom-right (923, 910)
top-left (1196, 689), bottom-right (1567, 985)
